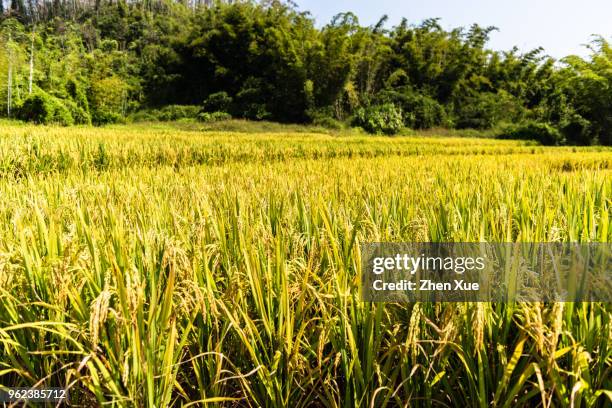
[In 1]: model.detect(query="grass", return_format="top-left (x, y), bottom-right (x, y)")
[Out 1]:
top-left (122, 118), bottom-right (352, 134)
top-left (119, 118), bottom-right (509, 138)
top-left (0, 123), bottom-right (610, 407)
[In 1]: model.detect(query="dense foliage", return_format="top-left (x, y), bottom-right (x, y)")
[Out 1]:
top-left (0, 0), bottom-right (610, 144)
top-left (353, 102), bottom-right (403, 134)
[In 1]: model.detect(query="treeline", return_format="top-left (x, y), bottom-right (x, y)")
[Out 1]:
top-left (0, 0), bottom-right (610, 144)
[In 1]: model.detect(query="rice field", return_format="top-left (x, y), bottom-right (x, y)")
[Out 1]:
top-left (0, 123), bottom-right (610, 407)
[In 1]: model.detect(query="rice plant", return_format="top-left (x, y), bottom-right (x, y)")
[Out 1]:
top-left (0, 123), bottom-right (610, 407)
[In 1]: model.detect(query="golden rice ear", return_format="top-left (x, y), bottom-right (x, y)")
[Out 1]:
top-left (0, 123), bottom-right (608, 407)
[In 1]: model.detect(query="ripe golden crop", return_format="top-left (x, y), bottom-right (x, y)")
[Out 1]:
top-left (0, 123), bottom-right (610, 407)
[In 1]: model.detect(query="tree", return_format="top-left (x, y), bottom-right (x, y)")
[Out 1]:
top-left (558, 38), bottom-right (612, 145)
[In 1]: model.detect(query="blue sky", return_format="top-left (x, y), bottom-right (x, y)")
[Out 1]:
top-left (296, 0), bottom-right (611, 59)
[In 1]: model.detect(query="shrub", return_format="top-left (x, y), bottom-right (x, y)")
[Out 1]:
top-left (500, 121), bottom-right (564, 146)
top-left (100, 39), bottom-right (119, 52)
top-left (312, 116), bottom-right (344, 130)
top-left (352, 103), bottom-right (403, 135)
top-left (157, 105), bottom-right (200, 121)
top-left (198, 111), bottom-right (232, 123)
top-left (237, 101), bottom-right (270, 121)
top-left (404, 96), bottom-right (447, 129)
top-left (17, 91), bottom-right (74, 126)
top-left (235, 79), bottom-right (271, 120)
top-left (129, 111), bottom-right (158, 122)
top-left (63, 99), bottom-right (92, 125)
top-left (202, 92), bottom-right (233, 113)
top-left (50, 100), bottom-right (74, 126)
top-left (308, 108), bottom-right (344, 130)
top-left (377, 90), bottom-right (447, 129)
top-left (129, 106), bottom-right (203, 122)
top-left (90, 76), bottom-right (127, 125)
top-left (455, 91), bottom-right (524, 130)
top-left (93, 110), bottom-right (123, 125)
top-left (66, 79), bottom-right (90, 114)
top-left (16, 93), bottom-right (51, 124)
top-left (560, 114), bottom-right (594, 145)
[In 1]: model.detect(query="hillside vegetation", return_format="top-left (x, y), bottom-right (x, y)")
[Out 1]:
top-left (0, 1), bottom-right (609, 143)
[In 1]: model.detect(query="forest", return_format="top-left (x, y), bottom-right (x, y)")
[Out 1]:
top-left (0, 0), bottom-right (610, 145)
